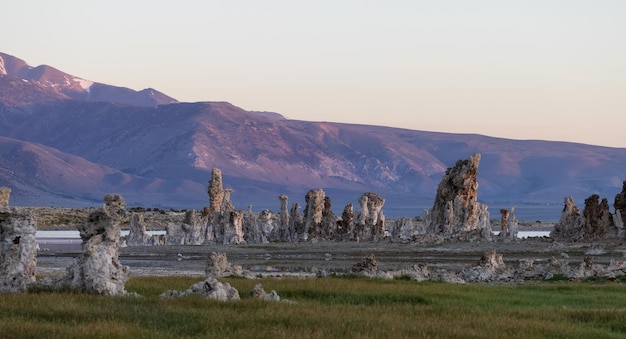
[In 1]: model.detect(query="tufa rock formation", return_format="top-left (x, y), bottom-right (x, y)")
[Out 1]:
top-left (160, 277), bottom-right (240, 301)
top-left (205, 252), bottom-right (243, 278)
top-left (249, 283), bottom-right (281, 302)
top-left (162, 168), bottom-right (246, 245)
top-left (243, 205), bottom-right (259, 243)
top-left (355, 192), bottom-right (386, 241)
top-left (161, 251), bottom-right (241, 301)
top-left (277, 194), bottom-right (290, 241)
top-left (551, 197), bottom-right (585, 240)
top-left (336, 203), bottom-right (355, 241)
top-left (500, 209), bottom-right (509, 233)
top-left (0, 186), bottom-right (10, 209)
top-left (582, 195), bottom-right (616, 239)
top-left (459, 250), bottom-right (507, 282)
top-left (207, 172), bottom-right (243, 245)
top-left (125, 212), bottom-right (164, 246)
top-left (303, 189), bottom-right (325, 241)
top-left (221, 209), bottom-right (245, 244)
top-left (162, 209), bottom-right (211, 245)
top-left (244, 209), bottom-right (274, 244)
top-left (53, 194), bottom-right (131, 295)
top-left (551, 183), bottom-right (626, 241)
top-left (351, 254), bottom-right (379, 274)
top-left (126, 212), bottom-right (149, 245)
top-left (615, 181), bottom-right (626, 231)
top-left (165, 209), bottom-right (210, 245)
top-left (386, 217), bottom-right (424, 242)
top-left (497, 207), bottom-right (519, 240)
top-left (322, 196), bottom-right (338, 240)
top-left (364, 250), bottom-right (626, 284)
top-left (0, 187), bottom-right (38, 293)
top-left (132, 168), bottom-right (394, 244)
top-left (289, 202), bottom-right (304, 241)
top-left (208, 168), bottom-right (225, 214)
top-left (424, 153), bottom-right (491, 241)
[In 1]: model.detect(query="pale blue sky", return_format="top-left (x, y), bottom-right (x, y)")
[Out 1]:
top-left (4, 1), bottom-right (626, 147)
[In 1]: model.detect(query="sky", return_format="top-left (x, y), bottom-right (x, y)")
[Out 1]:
top-left (3, 1), bottom-right (626, 147)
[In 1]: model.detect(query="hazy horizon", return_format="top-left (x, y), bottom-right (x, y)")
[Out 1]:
top-left (4, 1), bottom-right (625, 148)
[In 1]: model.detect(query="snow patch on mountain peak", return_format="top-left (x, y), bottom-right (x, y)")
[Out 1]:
top-left (73, 77), bottom-right (93, 92)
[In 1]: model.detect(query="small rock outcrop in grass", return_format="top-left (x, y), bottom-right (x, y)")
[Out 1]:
top-left (459, 250), bottom-right (507, 282)
top-left (160, 276), bottom-right (240, 301)
top-left (0, 187), bottom-right (38, 293)
top-left (161, 252), bottom-right (241, 301)
top-left (249, 283), bottom-right (280, 302)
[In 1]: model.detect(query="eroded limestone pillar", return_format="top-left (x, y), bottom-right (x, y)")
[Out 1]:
top-left (60, 194), bottom-right (130, 295)
top-left (0, 189), bottom-right (37, 293)
top-left (0, 187), bottom-right (11, 209)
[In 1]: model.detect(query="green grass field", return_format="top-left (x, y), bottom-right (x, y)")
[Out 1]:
top-left (2, 276), bottom-right (626, 338)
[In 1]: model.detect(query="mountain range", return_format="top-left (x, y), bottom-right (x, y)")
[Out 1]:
top-left (1, 51), bottom-right (625, 221)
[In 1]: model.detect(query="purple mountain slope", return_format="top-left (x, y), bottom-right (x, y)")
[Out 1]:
top-left (0, 52), bottom-right (625, 220)
top-left (0, 135), bottom-right (205, 207)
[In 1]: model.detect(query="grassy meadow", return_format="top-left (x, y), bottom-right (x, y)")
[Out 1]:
top-left (1, 276), bottom-right (626, 338)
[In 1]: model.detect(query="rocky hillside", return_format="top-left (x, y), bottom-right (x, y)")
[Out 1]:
top-left (1, 52), bottom-right (625, 220)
